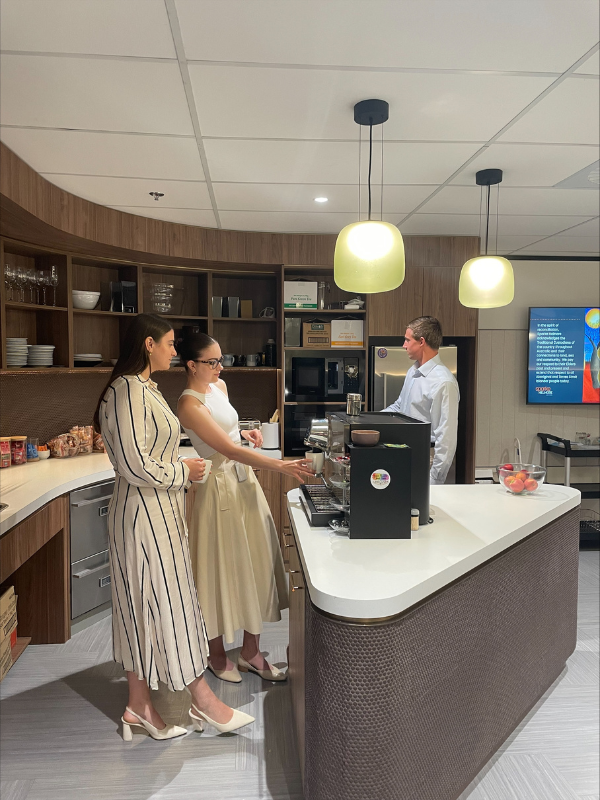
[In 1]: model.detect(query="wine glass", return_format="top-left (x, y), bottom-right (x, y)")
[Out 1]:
top-left (50, 266), bottom-right (59, 306)
top-left (24, 268), bottom-right (36, 303)
top-left (15, 268), bottom-right (26, 302)
top-left (38, 269), bottom-right (51, 305)
top-left (4, 264), bottom-right (15, 301)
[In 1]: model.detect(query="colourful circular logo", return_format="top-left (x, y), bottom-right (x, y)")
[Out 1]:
top-left (377, 348), bottom-right (388, 358)
top-left (370, 469), bottom-right (391, 490)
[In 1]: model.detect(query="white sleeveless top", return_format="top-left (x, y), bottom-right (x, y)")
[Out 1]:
top-left (180, 384), bottom-right (241, 458)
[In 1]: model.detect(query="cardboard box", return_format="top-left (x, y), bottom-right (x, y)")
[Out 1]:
top-left (0, 636), bottom-right (12, 682)
top-left (0, 589), bottom-right (17, 644)
top-left (240, 300), bottom-right (253, 318)
top-left (284, 281), bottom-right (318, 309)
top-left (331, 319), bottom-right (364, 348)
top-left (302, 321), bottom-right (331, 348)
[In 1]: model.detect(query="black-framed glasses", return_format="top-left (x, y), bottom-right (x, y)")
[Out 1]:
top-left (195, 357), bottom-right (224, 370)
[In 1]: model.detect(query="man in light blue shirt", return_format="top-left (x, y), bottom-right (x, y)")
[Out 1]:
top-left (383, 316), bottom-right (459, 485)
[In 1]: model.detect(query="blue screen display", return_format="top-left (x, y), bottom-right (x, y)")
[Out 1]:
top-left (528, 307), bottom-right (600, 404)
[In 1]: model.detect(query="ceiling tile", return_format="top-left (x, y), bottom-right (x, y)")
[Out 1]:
top-left (110, 207), bottom-right (217, 227)
top-left (212, 182), bottom-right (432, 214)
top-left (0, 0), bottom-right (175, 58)
top-left (451, 143), bottom-right (600, 187)
top-left (176, 0), bottom-right (599, 73)
top-left (0, 55), bottom-right (193, 135)
top-left (190, 64), bottom-right (551, 141)
top-left (401, 213), bottom-right (594, 236)
top-left (39, 174), bottom-right (211, 209)
top-left (204, 139), bottom-right (481, 184)
top-left (497, 77), bottom-right (599, 145)
top-left (575, 51), bottom-right (600, 75)
top-left (496, 235), bottom-right (550, 252)
top-left (516, 235), bottom-right (599, 253)
top-left (421, 185), bottom-right (600, 216)
top-left (0, 128), bottom-right (204, 180)
top-left (218, 210), bottom-right (364, 234)
top-left (557, 218), bottom-right (599, 237)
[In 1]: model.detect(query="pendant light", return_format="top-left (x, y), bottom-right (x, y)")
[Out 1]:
top-left (334, 99), bottom-right (405, 294)
top-left (459, 169), bottom-right (514, 308)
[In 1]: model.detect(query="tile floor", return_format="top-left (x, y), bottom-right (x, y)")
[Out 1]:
top-left (1, 552), bottom-right (598, 800)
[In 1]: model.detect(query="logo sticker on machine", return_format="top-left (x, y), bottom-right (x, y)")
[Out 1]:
top-left (370, 469), bottom-right (391, 489)
top-left (377, 348), bottom-right (388, 358)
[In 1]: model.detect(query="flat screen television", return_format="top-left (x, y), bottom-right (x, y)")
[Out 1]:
top-left (528, 307), bottom-right (600, 404)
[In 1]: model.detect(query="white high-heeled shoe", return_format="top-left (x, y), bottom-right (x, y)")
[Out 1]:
top-left (238, 654), bottom-right (287, 682)
top-left (189, 703), bottom-right (254, 734)
top-left (121, 707), bottom-right (188, 741)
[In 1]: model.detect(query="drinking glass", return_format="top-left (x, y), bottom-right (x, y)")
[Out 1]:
top-left (50, 266), bottom-right (59, 306)
top-left (38, 269), bottom-right (51, 305)
top-left (4, 264), bottom-right (15, 301)
top-left (24, 268), bottom-right (36, 303)
top-left (15, 268), bottom-right (26, 302)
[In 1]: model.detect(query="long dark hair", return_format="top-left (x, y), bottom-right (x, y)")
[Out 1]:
top-left (177, 332), bottom-right (217, 372)
top-left (93, 313), bottom-right (173, 431)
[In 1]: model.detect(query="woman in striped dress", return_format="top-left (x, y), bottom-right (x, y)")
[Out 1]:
top-left (95, 314), bottom-right (254, 740)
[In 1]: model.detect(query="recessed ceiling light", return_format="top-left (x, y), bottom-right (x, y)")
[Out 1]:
top-left (314, 197), bottom-right (328, 203)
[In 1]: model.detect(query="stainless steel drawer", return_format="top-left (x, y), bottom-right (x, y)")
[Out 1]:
top-left (70, 480), bottom-right (114, 564)
top-left (71, 550), bottom-right (112, 619)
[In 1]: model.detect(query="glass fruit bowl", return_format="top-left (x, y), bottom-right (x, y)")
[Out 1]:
top-left (496, 463), bottom-right (546, 495)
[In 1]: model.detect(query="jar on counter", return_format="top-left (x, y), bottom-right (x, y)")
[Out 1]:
top-left (27, 437), bottom-right (39, 462)
top-left (0, 437), bottom-right (11, 468)
top-left (10, 436), bottom-right (27, 466)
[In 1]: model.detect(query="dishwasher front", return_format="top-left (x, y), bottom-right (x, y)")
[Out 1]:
top-left (70, 480), bottom-right (115, 620)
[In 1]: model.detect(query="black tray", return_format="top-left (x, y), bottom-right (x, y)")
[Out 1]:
top-left (299, 483), bottom-right (344, 527)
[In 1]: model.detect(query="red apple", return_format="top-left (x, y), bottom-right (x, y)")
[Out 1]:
top-left (502, 463), bottom-right (514, 471)
top-left (509, 479), bottom-right (525, 493)
top-left (514, 471), bottom-right (527, 482)
top-left (504, 475), bottom-right (516, 487)
top-left (524, 478), bottom-right (538, 492)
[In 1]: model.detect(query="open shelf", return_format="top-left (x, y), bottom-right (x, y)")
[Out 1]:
top-left (72, 309), bottom-right (136, 317)
top-left (284, 346), bottom-right (366, 351)
top-left (283, 308), bottom-right (365, 315)
top-left (5, 302), bottom-right (67, 312)
top-left (213, 317), bottom-right (277, 323)
top-left (285, 401), bottom-right (364, 406)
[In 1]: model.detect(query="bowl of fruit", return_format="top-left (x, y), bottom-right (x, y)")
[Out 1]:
top-left (497, 463), bottom-right (546, 495)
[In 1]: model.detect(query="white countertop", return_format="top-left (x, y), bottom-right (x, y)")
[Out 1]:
top-left (0, 445), bottom-right (275, 535)
top-left (287, 484), bottom-right (581, 620)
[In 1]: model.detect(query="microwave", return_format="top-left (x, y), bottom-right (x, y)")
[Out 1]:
top-left (291, 356), bottom-right (351, 401)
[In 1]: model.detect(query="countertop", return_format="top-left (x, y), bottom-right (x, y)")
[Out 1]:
top-left (286, 483), bottom-right (581, 620)
top-left (0, 445), bottom-right (277, 535)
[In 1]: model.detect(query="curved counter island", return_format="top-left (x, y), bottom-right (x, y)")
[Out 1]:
top-left (286, 484), bottom-right (581, 800)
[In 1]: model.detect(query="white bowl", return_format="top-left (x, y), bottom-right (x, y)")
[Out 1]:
top-left (72, 291), bottom-right (100, 310)
top-left (37, 450), bottom-right (51, 460)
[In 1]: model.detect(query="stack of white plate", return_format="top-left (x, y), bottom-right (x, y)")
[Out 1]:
top-left (170, 355), bottom-right (181, 367)
top-left (6, 338), bottom-right (29, 367)
top-left (74, 353), bottom-right (103, 367)
top-left (27, 344), bottom-right (55, 367)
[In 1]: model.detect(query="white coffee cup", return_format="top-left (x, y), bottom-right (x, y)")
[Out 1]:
top-left (305, 451), bottom-right (324, 474)
top-left (193, 459), bottom-right (212, 483)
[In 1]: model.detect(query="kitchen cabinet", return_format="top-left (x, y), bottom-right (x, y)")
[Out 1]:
top-left (367, 266), bottom-right (424, 337)
top-left (287, 531), bottom-right (306, 781)
top-left (422, 266), bottom-right (478, 336)
top-left (253, 467), bottom-right (281, 541)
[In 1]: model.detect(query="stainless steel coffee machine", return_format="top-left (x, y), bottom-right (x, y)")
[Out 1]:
top-left (302, 411), bottom-right (431, 539)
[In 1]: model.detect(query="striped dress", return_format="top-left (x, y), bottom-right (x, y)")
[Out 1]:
top-left (100, 374), bottom-right (208, 691)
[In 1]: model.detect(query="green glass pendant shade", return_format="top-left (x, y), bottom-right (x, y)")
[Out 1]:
top-left (459, 256), bottom-right (514, 308)
top-left (334, 220), bottom-right (405, 293)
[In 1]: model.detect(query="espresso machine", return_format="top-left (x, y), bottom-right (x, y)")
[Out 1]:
top-left (302, 411), bottom-right (431, 539)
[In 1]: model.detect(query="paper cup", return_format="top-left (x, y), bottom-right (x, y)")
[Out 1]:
top-left (305, 451), bottom-right (324, 473)
top-left (193, 459), bottom-right (212, 483)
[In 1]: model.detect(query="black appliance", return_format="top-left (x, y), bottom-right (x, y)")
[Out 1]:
top-left (290, 355), bottom-right (362, 402)
top-left (110, 281), bottom-right (137, 313)
top-left (326, 411), bottom-right (431, 526)
top-left (284, 403), bottom-right (346, 457)
top-left (299, 484), bottom-right (344, 527)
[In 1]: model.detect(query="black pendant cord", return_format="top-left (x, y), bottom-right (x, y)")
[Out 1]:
top-left (368, 120), bottom-right (373, 221)
top-left (484, 184), bottom-right (491, 255)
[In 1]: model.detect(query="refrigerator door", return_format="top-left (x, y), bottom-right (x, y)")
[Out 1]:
top-left (370, 346), bottom-right (457, 411)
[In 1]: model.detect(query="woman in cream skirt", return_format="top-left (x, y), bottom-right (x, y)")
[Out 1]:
top-left (177, 333), bottom-right (313, 682)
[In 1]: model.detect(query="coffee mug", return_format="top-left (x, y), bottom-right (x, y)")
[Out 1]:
top-left (246, 353), bottom-right (259, 366)
top-left (193, 459), bottom-right (212, 484)
top-left (305, 451), bottom-right (324, 474)
top-left (233, 354), bottom-right (246, 366)
top-left (222, 354), bottom-right (235, 366)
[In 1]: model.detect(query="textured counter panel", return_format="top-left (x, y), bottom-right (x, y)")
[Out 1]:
top-left (304, 507), bottom-right (580, 800)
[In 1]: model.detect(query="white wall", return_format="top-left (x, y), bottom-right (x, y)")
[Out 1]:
top-left (476, 260), bottom-right (599, 515)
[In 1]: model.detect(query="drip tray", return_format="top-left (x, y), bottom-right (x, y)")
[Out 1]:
top-left (299, 484), bottom-right (344, 527)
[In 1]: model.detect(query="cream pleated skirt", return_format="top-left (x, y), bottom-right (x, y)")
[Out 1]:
top-left (187, 454), bottom-right (288, 643)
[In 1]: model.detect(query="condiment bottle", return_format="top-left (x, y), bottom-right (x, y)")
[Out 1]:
top-left (411, 508), bottom-right (420, 532)
top-left (0, 437), bottom-right (11, 469)
top-left (10, 436), bottom-right (27, 466)
top-left (265, 339), bottom-right (276, 367)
